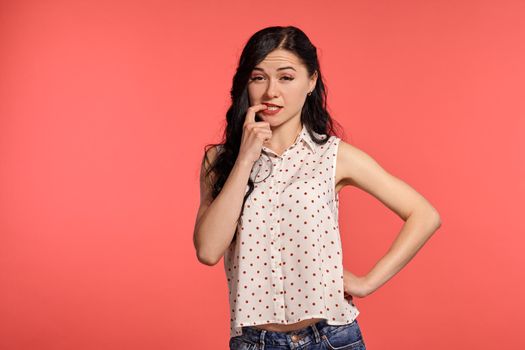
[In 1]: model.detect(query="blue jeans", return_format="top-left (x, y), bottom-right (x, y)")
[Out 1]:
top-left (229, 318), bottom-right (366, 350)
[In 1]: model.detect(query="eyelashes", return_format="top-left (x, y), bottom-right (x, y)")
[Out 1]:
top-left (249, 76), bottom-right (295, 81)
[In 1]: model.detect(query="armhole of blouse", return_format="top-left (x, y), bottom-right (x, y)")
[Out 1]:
top-left (331, 136), bottom-right (341, 218)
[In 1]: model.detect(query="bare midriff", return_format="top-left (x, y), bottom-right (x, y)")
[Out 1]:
top-left (252, 317), bottom-right (325, 332)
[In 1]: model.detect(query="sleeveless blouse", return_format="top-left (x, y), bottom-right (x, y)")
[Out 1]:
top-left (223, 124), bottom-right (360, 339)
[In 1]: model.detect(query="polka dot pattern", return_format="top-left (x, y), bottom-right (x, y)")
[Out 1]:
top-left (223, 124), bottom-right (360, 339)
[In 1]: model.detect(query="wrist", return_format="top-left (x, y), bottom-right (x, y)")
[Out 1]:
top-left (235, 157), bottom-right (254, 169)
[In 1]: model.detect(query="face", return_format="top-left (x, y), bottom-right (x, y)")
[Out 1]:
top-left (247, 49), bottom-right (317, 126)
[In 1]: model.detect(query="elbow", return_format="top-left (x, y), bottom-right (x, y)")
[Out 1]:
top-left (196, 249), bottom-right (221, 266)
top-left (193, 229), bottom-right (228, 266)
top-left (194, 231), bottom-right (217, 266)
top-left (198, 255), bottom-right (219, 267)
top-left (430, 210), bottom-right (442, 231)
top-left (412, 207), bottom-right (442, 232)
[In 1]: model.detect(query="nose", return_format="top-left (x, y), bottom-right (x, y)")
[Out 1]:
top-left (265, 78), bottom-right (279, 98)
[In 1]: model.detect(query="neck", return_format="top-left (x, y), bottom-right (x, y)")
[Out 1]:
top-left (266, 121), bottom-right (303, 156)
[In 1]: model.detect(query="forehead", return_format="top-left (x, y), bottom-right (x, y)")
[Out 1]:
top-left (253, 49), bottom-right (305, 71)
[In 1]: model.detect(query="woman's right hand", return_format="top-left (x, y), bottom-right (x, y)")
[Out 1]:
top-left (237, 104), bottom-right (272, 165)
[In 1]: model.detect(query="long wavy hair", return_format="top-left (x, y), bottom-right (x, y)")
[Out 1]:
top-left (202, 25), bottom-right (344, 244)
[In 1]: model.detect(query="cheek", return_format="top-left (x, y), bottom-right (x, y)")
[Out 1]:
top-left (247, 85), bottom-right (263, 99)
top-left (282, 83), bottom-right (307, 99)
top-left (286, 91), bottom-right (307, 106)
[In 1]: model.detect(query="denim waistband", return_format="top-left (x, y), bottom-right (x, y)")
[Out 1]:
top-left (240, 318), bottom-right (344, 348)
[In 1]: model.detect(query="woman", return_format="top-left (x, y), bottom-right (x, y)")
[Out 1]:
top-left (193, 26), bottom-right (441, 350)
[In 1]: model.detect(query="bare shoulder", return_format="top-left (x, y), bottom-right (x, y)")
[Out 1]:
top-left (335, 139), bottom-right (439, 221)
top-left (334, 139), bottom-right (374, 189)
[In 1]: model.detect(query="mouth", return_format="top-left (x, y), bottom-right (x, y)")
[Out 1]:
top-left (261, 104), bottom-right (283, 116)
top-left (262, 102), bottom-right (283, 111)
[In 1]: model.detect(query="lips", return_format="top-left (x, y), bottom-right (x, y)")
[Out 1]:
top-left (263, 102), bottom-right (282, 108)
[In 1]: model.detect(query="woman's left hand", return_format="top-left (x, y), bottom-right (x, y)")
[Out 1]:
top-left (343, 269), bottom-right (373, 299)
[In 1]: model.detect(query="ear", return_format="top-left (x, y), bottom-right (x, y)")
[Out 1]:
top-left (308, 70), bottom-right (318, 92)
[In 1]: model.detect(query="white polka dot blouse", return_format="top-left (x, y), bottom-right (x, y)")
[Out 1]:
top-left (223, 123), bottom-right (360, 339)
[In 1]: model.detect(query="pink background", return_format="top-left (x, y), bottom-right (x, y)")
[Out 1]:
top-left (1, 0), bottom-right (524, 349)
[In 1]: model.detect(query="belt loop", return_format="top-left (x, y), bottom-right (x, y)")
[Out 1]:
top-left (310, 323), bottom-right (321, 344)
top-left (259, 329), bottom-right (266, 349)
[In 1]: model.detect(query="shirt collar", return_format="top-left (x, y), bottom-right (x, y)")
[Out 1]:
top-left (297, 124), bottom-right (317, 154)
top-left (261, 124), bottom-right (318, 156)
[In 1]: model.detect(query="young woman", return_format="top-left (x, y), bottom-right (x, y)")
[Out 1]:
top-left (193, 26), bottom-right (441, 350)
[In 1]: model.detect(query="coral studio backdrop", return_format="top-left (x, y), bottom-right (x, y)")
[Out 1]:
top-left (1, 0), bottom-right (524, 349)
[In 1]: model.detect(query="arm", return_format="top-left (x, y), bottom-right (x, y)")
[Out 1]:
top-left (336, 140), bottom-right (442, 297)
top-left (193, 146), bottom-right (253, 266)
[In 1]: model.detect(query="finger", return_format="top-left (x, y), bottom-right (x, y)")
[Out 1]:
top-left (252, 125), bottom-right (272, 133)
top-left (245, 104), bottom-right (268, 124)
top-left (257, 128), bottom-right (272, 138)
top-left (250, 130), bottom-right (271, 147)
top-left (252, 122), bottom-right (272, 130)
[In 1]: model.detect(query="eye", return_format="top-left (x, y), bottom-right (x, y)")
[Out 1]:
top-left (249, 76), bottom-right (295, 81)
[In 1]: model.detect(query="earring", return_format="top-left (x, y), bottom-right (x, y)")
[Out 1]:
top-left (307, 91), bottom-right (312, 96)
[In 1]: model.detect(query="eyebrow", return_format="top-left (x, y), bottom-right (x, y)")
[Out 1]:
top-left (252, 66), bottom-right (296, 72)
